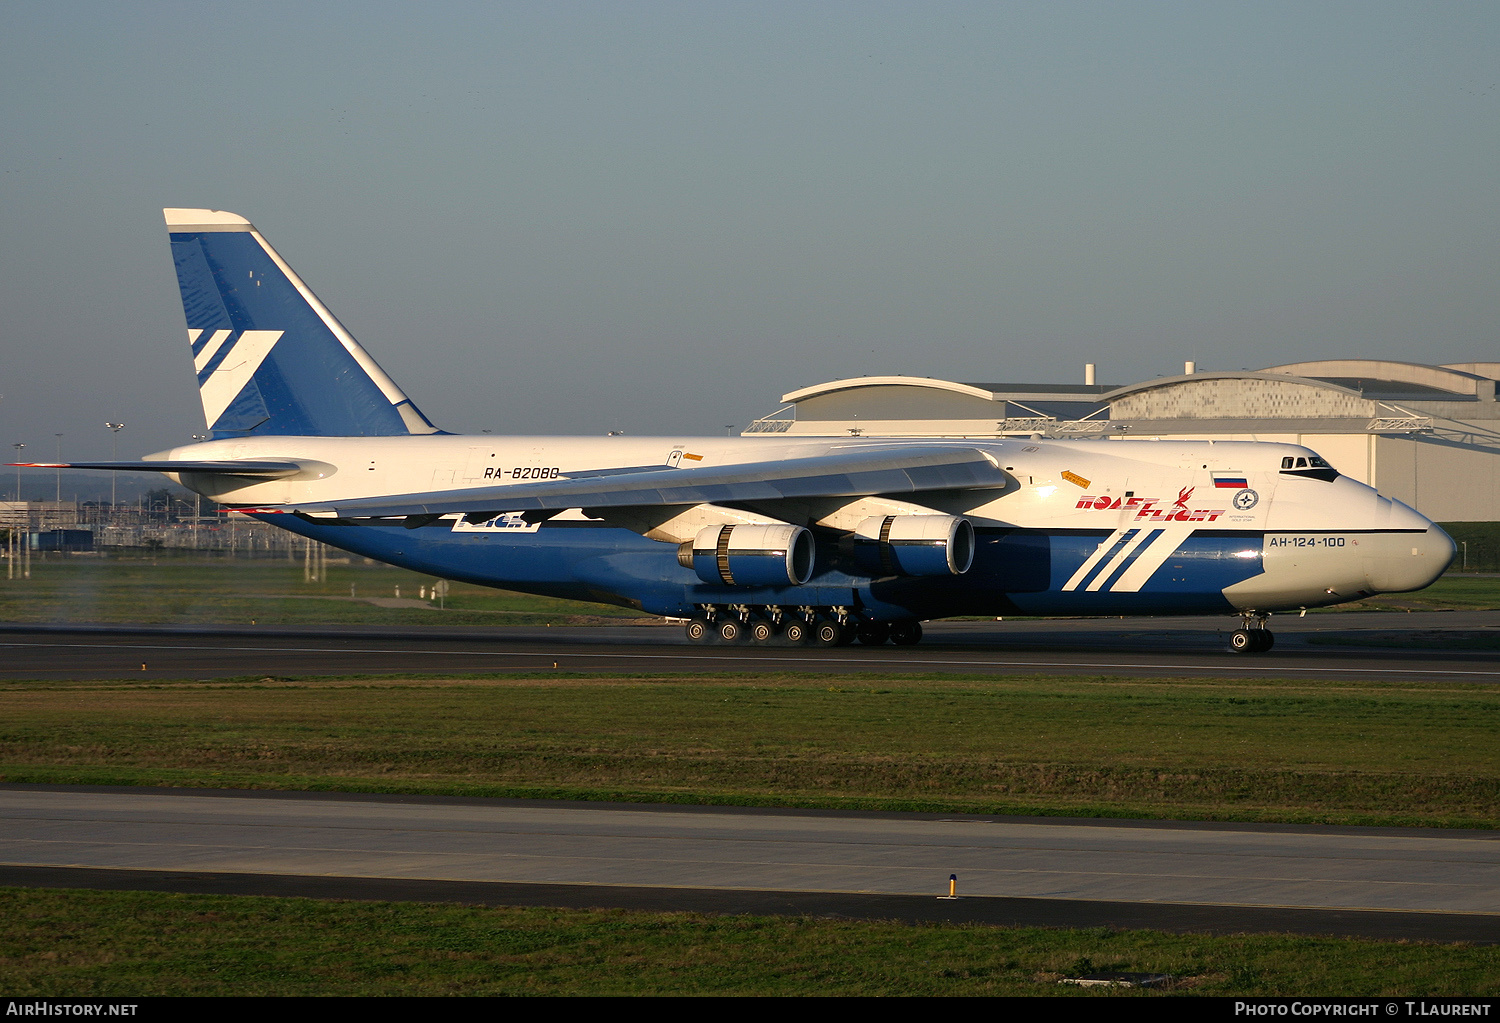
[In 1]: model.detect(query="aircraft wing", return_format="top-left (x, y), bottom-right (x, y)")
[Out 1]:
top-left (288, 445), bottom-right (1008, 519)
top-left (11, 460), bottom-right (305, 478)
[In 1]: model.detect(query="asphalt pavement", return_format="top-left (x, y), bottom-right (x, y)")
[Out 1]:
top-left (0, 610), bottom-right (1495, 681)
top-left (3, 786), bottom-right (1497, 942)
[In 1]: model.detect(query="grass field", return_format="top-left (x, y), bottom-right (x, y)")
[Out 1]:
top-left (4, 672), bottom-right (1496, 827)
top-left (1352, 574), bottom-right (1500, 611)
top-left (0, 553), bottom-right (646, 626)
top-left (2, 888), bottom-right (1495, 996)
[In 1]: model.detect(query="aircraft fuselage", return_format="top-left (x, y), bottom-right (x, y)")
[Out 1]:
top-left (152, 433), bottom-right (1453, 622)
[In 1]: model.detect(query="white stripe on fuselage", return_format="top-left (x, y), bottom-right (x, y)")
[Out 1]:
top-left (1062, 528), bottom-right (1131, 591)
top-left (1085, 528), bottom-right (1157, 592)
top-left (1108, 523), bottom-right (1196, 592)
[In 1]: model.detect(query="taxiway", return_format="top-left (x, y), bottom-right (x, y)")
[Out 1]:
top-left (2, 786), bottom-right (1497, 942)
top-left (0, 611), bottom-right (1496, 682)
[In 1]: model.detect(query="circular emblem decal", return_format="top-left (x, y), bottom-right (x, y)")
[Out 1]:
top-left (1233, 488), bottom-right (1259, 510)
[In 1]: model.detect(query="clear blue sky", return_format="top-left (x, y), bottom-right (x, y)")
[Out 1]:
top-left (1, 1), bottom-right (1496, 461)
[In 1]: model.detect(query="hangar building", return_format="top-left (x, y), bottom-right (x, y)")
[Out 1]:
top-left (745, 359), bottom-right (1500, 523)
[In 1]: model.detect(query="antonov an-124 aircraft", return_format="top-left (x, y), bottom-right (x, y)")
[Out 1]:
top-left (25, 209), bottom-right (1455, 651)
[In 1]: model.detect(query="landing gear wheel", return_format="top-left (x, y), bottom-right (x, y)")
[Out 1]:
top-left (685, 618), bottom-right (712, 644)
top-left (1231, 629), bottom-right (1274, 654)
top-left (835, 622), bottom-right (857, 646)
top-left (812, 621), bottom-right (843, 647)
top-left (890, 621), bottom-right (923, 646)
top-left (856, 621), bottom-right (891, 646)
top-left (782, 620), bottom-right (811, 645)
top-left (1231, 626), bottom-right (1275, 653)
top-left (750, 619), bottom-right (776, 644)
top-left (717, 619), bottom-right (747, 643)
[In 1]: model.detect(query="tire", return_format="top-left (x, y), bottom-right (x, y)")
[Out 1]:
top-left (718, 619), bottom-right (747, 643)
top-left (856, 621), bottom-right (891, 646)
top-left (1230, 629), bottom-right (1255, 653)
top-left (813, 621), bottom-right (842, 647)
top-left (750, 620), bottom-right (776, 643)
top-left (835, 622), bottom-right (857, 646)
top-left (782, 620), bottom-right (810, 644)
top-left (890, 621), bottom-right (923, 646)
top-left (685, 618), bottom-right (712, 644)
top-left (1254, 630), bottom-right (1275, 652)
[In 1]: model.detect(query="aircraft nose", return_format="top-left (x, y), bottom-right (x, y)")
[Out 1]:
top-left (1363, 512), bottom-right (1455, 594)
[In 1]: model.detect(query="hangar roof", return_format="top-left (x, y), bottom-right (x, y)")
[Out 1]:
top-left (754, 361), bottom-right (1496, 437)
top-left (1103, 371), bottom-right (1366, 403)
top-left (779, 375), bottom-right (1115, 404)
top-left (1261, 360), bottom-right (1497, 400)
top-left (1103, 372), bottom-right (1378, 421)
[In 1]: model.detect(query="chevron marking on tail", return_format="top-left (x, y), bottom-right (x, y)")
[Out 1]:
top-left (198, 330), bottom-right (285, 426)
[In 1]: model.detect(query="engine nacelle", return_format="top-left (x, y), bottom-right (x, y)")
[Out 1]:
top-left (679, 523), bottom-right (816, 586)
top-left (852, 514), bottom-right (974, 576)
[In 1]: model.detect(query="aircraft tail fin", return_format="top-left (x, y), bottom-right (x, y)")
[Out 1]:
top-left (165, 208), bottom-right (441, 438)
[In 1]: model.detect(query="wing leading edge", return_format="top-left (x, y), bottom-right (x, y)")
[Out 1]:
top-left (287, 445), bottom-right (1008, 519)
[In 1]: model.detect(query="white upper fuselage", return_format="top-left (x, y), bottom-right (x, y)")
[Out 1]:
top-left (148, 433), bottom-right (1416, 531)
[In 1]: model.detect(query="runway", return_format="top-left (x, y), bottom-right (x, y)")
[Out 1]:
top-left (3, 787), bottom-right (1497, 942)
top-left (0, 610), bottom-right (1497, 681)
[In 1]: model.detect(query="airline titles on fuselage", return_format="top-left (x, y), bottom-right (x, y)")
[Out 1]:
top-left (1074, 486), bottom-right (1244, 523)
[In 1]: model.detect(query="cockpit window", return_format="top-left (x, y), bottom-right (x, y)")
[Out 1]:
top-left (1280, 454), bottom-right (1340, 481)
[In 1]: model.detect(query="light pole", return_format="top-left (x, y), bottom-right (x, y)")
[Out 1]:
top-left (105, 423), bottom-right (124, 510)
top-left (54, 434), bottom-right (63, 505)
top-left (10, 443), bottom-right (26, 581)
top-left (191, 435), bottom-right (207, 549)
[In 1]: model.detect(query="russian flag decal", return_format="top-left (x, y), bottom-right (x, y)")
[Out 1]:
top-left (1213, 475), bottom-right (1248, 489)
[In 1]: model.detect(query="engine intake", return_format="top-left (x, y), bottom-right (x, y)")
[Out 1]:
top-left (852, 514), bottom-right (974, 576)
top-left (680, 523), bottom-right (815, 586)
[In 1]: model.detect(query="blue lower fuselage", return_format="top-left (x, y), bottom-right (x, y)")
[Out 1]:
top-left (266, 516), bottom-right (1266, 620)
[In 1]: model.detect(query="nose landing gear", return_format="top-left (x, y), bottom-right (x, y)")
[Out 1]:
top-left (1230, 612), bottom-right (1274, 654)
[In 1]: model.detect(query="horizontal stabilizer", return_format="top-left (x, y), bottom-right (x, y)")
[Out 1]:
top-left (12, 460), bottom-right (305, 478)
top-left (286, 445), bottom-right (1008, 518)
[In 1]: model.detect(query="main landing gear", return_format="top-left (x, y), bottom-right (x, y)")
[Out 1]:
top-left (684, 604), bottom-right (923, 647)
top-left (1229, 612), bottom-right (1274, 654)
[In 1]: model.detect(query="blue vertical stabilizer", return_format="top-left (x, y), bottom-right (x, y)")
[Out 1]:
top-left (165, 208), bottom-right (441, 438)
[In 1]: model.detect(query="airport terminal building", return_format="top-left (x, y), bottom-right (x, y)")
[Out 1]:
top-left (745, 359), bottom-right (1500, 524)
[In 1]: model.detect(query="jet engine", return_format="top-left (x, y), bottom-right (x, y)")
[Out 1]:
top-left (852, 514), bottom-right (975, 576)
top-left (679, 523), bottom-right (816, 586)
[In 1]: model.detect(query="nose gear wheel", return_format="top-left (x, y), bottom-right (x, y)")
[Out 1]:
top-left (1230, 613), bottom-right (1274, 654)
